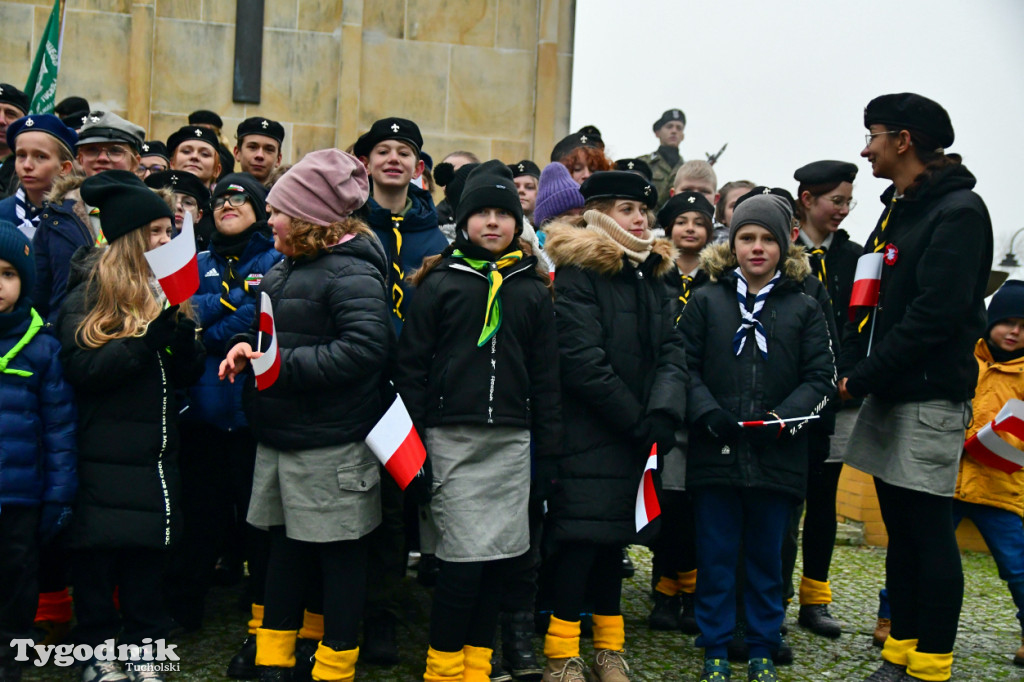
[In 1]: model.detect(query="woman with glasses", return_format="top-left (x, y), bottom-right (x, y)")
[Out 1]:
top-left (137, 140), bottom-right (171, 180)
top-left (168, 172), bottom-right (282, 638)
top-left (167, 126), bottom-right (223, 190)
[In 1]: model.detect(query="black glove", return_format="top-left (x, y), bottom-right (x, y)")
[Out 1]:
top-left (143, 305), bottom-right (179, 352)
top-left (38, 504), bottom-right (72, 545)
top-left (533, 458), bottom-right (561, 501)
top-left (746, 411), bottom-right (785, 449)
top-left (641, 412), bottom-right (678, 460)
top-left (171, 314), bottom-right (199, 356)
top-left (406, 455), bottom-right (433, 506)
top-left (695, 409), bottom-right (742, 443)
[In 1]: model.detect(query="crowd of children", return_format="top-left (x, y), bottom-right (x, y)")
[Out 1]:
top-left (0, 83), bottom-right (1005, 682)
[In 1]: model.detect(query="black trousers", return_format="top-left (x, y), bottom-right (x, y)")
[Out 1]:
top-left (73, 548), bottom-right (171, 647)
top-left (364, 472), bottom-right (406, 623)
top-left (500, 496), bottom-right (545, 613)
top-left (262, 526), bottom-right (367, 648)
top-left (551, 542), bottom-right (623, 622)
top-left (649, 490), bottom-right (697, 588)
top-left (0, 506), bottom-right (40, 662)
top-left (874, 477), bottom-right (963, 653)
top-left (430, 558), bottom-right (515, 651)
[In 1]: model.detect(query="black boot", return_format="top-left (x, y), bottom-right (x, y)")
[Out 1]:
top-left (620, 549), bottom-right (635, 579)
top-left (679, 592), bottom-right (700, 635)
top-left (361, 613), bottom-right (399, 666)
top-left (501, 612), bottom-right (542, 680)
top-left (798, 603), bottom-right (842, 639)
top-left (292, 638), bottom-right (319, 682)
top-left (227, 635), bottom-right (258, 679)
top-left (489, 647), bottom-right (512, 682)
top-left (256, 666), bottom-right (293, 682)
top-left (647, 592), bottom-right (681, 631)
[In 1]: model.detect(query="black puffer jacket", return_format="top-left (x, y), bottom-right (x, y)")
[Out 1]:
top-left (235, 226), bottom-right (394, 450)
top-left (681, 242), bottom-right (836, 500)
top-left (395, 253), bottom-right (561, 458)
top-left (542, 217), bottom-right (689, 545)
top-left (838, 164), bottom-right (993, 403)
top-left (57, 248), bottom-right (205, 549)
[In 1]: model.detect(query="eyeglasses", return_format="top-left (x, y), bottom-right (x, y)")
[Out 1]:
top-left (826, 195), bottom-right (857, 210)
top-left (175, 195), bottom-right (199, 211)
top-left (137, 164), bottom-right (167, 175)
top-left (864, 130), bottom-right (898, 147)
top-left (213, 193), bottom-right (249, 211)
top-left (79, 145), bottom-right (129, 161)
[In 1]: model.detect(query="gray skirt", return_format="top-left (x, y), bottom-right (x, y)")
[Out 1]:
top-left (661, 428), bottom-right (689, 492)
top-left (247, 441), bottom-right (382, 543)
top-left (826, 405), bottom-right (860, 464)
top-left (844, 396), bottom-right (969, 496)
top-left (426, 425), bottom-right (531, 562)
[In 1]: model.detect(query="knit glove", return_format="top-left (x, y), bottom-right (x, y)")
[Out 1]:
top-left (694, 409), bottom-right (742, 443)
top-left (746, 411), bottom-right (785, 449)
top-left (406, 456), bottom-right (433, 506)
top-left (170, 315), bottom-right (199, 357)
top-left (38, 504), bottom-right (72, 545)
top-left (143, 305), bottom-right (179, 352)
top-left (640, 412), bottom-right (678, 461)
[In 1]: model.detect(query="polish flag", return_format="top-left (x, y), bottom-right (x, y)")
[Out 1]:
top-left (964, 399), bottom-right (1024, 474)
top-left (365, 395), bottom-right (427, 490)
top-left (252, 292), bottom-right (280, 391)
top-left (635, 445), bottom-right (661, 532)
top-left (848, 252), bottom-right (885, 321)
top-left (144, 211), bottom-right (199, 306)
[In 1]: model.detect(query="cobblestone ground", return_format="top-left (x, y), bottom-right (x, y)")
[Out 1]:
top-left (20, 544), bottom-right (1022, 681)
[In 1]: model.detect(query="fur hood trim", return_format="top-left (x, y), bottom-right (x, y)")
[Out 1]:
top-left (543, 222), bottom-right (677, 278)
top-left (700, 241), bottom-right (811, 283)
top-left (45, 174), bottom-right (84, 205)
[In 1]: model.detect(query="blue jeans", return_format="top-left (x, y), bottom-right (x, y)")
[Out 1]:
top-left (692, 486), bottom-right (795, 659)
top-left (953, 500), bottom-right (1024, 631)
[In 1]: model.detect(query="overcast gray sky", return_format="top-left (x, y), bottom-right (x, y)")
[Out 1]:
top-left (570, 0), bottom-right (1024, 271)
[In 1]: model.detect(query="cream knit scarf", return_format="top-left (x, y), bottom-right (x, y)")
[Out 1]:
top-left (584, 209), bottom-right (653, 265)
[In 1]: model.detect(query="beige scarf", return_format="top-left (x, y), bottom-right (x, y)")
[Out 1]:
top-left (584, 209), bottom-right (654, 265)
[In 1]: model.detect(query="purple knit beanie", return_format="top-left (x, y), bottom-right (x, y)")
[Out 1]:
top-left (267, 149), bottom-right (369, 226)
top-left (532, 162), bottom-right (585, 228)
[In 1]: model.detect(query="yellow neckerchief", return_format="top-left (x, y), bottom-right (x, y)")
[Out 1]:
top-left (857, 195), bottom-right (900, 333)
top-left (0, 309), bottom-right (44, 377)
top-left (390, 215), bottom-right (404, 320)
top-left (451, 249), bottom-right (524, 346)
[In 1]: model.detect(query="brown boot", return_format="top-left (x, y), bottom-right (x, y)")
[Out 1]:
top-left (590, 649), bottom-right (630, 682)
top-left (542, 656), bottom-right (587, 682)
top-left (1014, 637), bottom-right (1024, 666)
top-left (872, 618), bottom-right (891, 647)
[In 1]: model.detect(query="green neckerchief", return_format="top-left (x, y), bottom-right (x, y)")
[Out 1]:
top-left (452, 249), bottom-right (524, 346)
top-left (0, 308), bottom-right (44, 377)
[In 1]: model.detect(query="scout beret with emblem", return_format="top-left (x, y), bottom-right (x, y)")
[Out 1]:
top-left (140, 140), bottom-right (170, 162)
top-left (188, 109), bottom-right (223, 129)
top-left (658, 191), bottom-right (714, 229)
top-left (615, 158), bottom-right (653, 181)
top-left (794, 160), bottom-right (858, 186)
top-left (237, 116), bottom-right (285, 145)
top-left (863, 92), bottom-right (954, 149)
top-left (352, 117), bottom-right (423, 158)
top-left (653, 108), bottom-right (686, 132)
top-left (550, 131), bottom-right (603, 163)
top-left (167, 125), bottom-right (219, 154)
top-left (0, 83), bottom-right (29, 116)
top-left (7, 114), bottom-right (78, 155)
top-left (508, 159), bottom-right (541, 178)
top-left (145, 169), bottom-right (212, 205)
top-left (76, 111), bottom-right (145, 152)
top-left (580, 170), bottom-right (657, 209)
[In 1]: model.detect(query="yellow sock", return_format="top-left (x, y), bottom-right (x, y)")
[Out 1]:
top-left (298, 610), bottom-right (325, 641)
top-left (247, 603), bottom-right (264, 636)
top-left (424, 646), bottom-right (464, 682)
top-left (678, 569), bottom-right (697, 594)
top-left (542, 616), bottom-right (581, 659)
top-left (799, 576), bottom-right (833, 605)
top-left (905, 649), bottom-right (953, 681)
top-left (311, 643), bottom-right (358, 681)
top-left (881, 636), bottom-right (919, 667)
top-left (255, 628), bottom-right (297, 668)
top-left (462, 645), bottom-right (492, 681)
top-left (655, 575), bottom-right (683, 597)
top-left (592, 614), bottom-right (625, 652)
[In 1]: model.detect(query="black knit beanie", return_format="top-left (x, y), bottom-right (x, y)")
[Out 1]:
top-left (455, 160), bottom-right (524, 230)
top-left (214, 172), bottom-right (269, 222)
top-left (81, 170), bottom-right (173, 243)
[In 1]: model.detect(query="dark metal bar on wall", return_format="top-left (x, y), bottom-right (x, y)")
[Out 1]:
top-left (233, 0), bottom-right (265, 103)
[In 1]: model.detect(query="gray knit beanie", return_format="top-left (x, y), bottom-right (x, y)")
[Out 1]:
top-left (728, 193), bottom-right (793, 250)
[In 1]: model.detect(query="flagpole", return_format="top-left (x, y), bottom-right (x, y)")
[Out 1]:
top-left (866, 310), bottom-right (878, 357)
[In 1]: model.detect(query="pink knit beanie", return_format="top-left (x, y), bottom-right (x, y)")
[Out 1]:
top-left (267, 149), bottom-right (369, 226)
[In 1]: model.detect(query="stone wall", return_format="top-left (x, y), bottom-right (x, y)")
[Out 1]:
top-left (0, 0), bottom-right (575, 165)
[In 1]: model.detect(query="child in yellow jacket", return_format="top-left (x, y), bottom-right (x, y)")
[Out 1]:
top-left (953, 280), bottom-right (1024, 667)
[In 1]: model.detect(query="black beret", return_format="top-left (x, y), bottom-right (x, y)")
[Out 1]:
top-left (734, 186), bottom-right (797, 214)
top-left (0, 83), bottom-right (29, 115)
top-left (864, 92), bottom-right (954, 149)
top-left (54, 96), bottom-right (89, 130)
top-left (794, 160), bottom-right (858, 186)
top-left (615, 158), bottom-right (653, 181)
top-left (237, 116), bottom-right (285, 145)
top-left (140, 140), bottom-right (170, 161)
top-left (580, 170), bottom-right (657, 209)
top-left (550, 131), bottom-right (602, 163)
top-left (576, 125), bottom-right (603, 146)
top-left (440, 162), bottom-right (480, 212)
top-left (658, 191), bottom-right (714, 231)
top-left (352, 117), bottom-right (422, 158)
top-left (167, 125), bottom-right (219, 154)
top-left (455, 160), bottom-right (523, 230)
top-left (653, 108), bottom-right (686, 132)
top-left (82, 170), bottom-right (173, 243)
top-left (145, 170), bottom-right (211, 205)
top-left (421, 150), bottom-right (434, 172)
top-left (213, 172), bottom-right (268, 222)
top-left (509, 159), bottom-right (540, 178)
top-left (188, 109), bottom-right (223, 129)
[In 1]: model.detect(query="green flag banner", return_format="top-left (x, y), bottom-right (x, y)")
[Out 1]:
top-left (24, 0), bottom-right (63, 114)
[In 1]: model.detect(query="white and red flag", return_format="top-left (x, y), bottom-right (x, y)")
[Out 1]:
top-left (252, 292), bottom-right (280, 391)
top-left (144, 211), bottom-right (199, 306)
top-left (365, 395), bottom-right (427, 490)
top-left (635, 445), bottom-right (661, 532)
top-left (848, 252), bottom-right (885, 321)
top-left (964, 399), bottom-right (1024, 474)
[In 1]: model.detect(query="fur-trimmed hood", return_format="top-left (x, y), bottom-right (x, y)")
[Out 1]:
top-left (543, 221), bottom-right (677, 278)
top-left (699, 241), bottom-right (811, 283)
top-left (44, 174), bottom-right (91, 226)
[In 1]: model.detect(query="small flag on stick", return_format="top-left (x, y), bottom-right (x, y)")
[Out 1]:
top-left (635, 445), bottom-right (661, 532)
top-left (964, 399), bottom-right (1024, 474)
top-left (144, 212), bottom-right (199, 305)
top-left (365, 395), bottom-right (428, 490)
top-left (252, 292), bottom-right (280, 391)
top-left (848, 252), bottom-right (884, 321)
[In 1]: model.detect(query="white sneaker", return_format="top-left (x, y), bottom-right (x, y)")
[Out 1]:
top-left (81, 659), bottom-right (129, 682)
